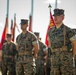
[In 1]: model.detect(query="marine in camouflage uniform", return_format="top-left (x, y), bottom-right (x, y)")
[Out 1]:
top-left (16, 19), bottom-right (39, 75)
top-left (0, 39), bottom-right (7, 73)
top-left (2, 34), bottom-right (17, 75)
top-left (34, 32), bottom-right (48, 75)
top-left (48, 8), bottom-right (76, 75)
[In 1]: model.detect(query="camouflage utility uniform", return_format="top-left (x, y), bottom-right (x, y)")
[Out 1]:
top-left (35, 40), bottom-right (47, 75)
top-left (16, 31), bottom-right (38, 75)
top-left (2, 42), bottom-right (17, 75)
top-left (48, 24), bottom-right (76, 75)
top-left (46, 47), bottom-right (51, 75)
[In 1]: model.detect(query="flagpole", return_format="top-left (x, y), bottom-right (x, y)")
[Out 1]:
top-left (31, 0), bottom-right (34, 16)
top-left (31, 0), bottom-right (34, 29)
top-left (55, 0), bottom-right (57, 8)
top-left (7, 0), bottom-right (9, 17)
top-left (48, 4), bottom-right (52, 13)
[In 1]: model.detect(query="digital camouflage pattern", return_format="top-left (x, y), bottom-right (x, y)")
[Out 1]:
top-left (2, 42), bottom-right (17, 75)
top-left (48, 24), bottom-right (76, 75)
top-left (46, 47), bottom-right (51, 75)
top-left (16, 31), bottom-right (37, 75)
top-left (35, 40), bottom-right (47, 75)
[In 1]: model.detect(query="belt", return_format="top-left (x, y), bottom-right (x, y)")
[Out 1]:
top-left (4, 55), bottom-right (13, 58)
top-left (51, 46), bottom-right (68, 53)
top-left (37, 56), bottom-right (44, 59)
top-left (18, 51), bottom-right (32, 56)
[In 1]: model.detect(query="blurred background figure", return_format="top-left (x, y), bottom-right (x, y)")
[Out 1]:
top-left (34, 32), bottom-right (48, 75)
top-left (2, 33), bottom-right (17, 75)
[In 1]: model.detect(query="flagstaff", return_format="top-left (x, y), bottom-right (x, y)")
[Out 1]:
top-left (48, 4), bottom-right (52, 12)
top-left (31, 0), bottom-right (34, 29)
top-left (28, 0), bottom-right (34, 32)
top-left (55, 0), bottom-right (57, 8)
top-left (31, 0), bottom-right (34, 16)
top-left (7, 0), bottom-right (9, 17)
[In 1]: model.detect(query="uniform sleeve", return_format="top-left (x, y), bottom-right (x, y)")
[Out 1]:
top-left (2, 44), bottom-right (5, 58)
top-left (2, 45), bottom-right (4, 51)
top-left (43, 44), bottom-right (48, 52)
top-left (2, 44), bottom-right (6, 52)
top-left (13, 43), bottom-right (18, 55)
top-left (16, 36), bottom-right (19, 44)
top-left (31, 34), bottom-right (38, 45)
top-left (47, 29), bottom-right (50, 37)
top-left (70, 35), bottom-right (76, 42)
top-left (16, 34), bottom-right (21, 46)
top-left (67, 28), bottom-right (76, 42)
top-left (47, 28), bottom-right (53, 40)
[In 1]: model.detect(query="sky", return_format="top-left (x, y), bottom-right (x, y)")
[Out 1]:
top-left (0, 0), bottom-right (76, 43)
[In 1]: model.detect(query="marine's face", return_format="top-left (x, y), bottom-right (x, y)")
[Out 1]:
top-left (54, 15), bottom-right (64, 25)
top-left (7, 37), bottom-right (12, 42)
top-left (21, 23), bottom-right (28, 30)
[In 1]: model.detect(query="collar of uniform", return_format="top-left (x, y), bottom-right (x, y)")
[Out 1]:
top-left (55, 23), bottom-right (64, 30)
top-left (21, 31), bottom-right (28, 37)
top-left (60, 24), bottom-right (64, 29)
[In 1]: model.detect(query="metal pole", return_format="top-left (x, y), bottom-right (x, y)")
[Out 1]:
top-left (7, 0), bottom-right (9, 17)
top-left (31, 0), bottom-right (34, 30)
top-left (48, 4), bottom-right (52, 13)
top-left (31, 0), bottom-right (34, 16)
top-left (55, 0), bottom-right (57, 8)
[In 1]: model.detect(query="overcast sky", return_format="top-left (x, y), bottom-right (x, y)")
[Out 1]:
top-left (0, 0), bottom-right (76, 43)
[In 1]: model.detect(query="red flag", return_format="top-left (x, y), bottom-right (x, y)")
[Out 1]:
top-left (0, 15), bottom-right (8, 50)
top-left (28, 15), bottom-right (32, 32)
top-left (45, 11), bottom-right (55, 46)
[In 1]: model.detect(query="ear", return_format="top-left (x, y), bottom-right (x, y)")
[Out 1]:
top-left (61, 15), bottom-right (64, 20)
